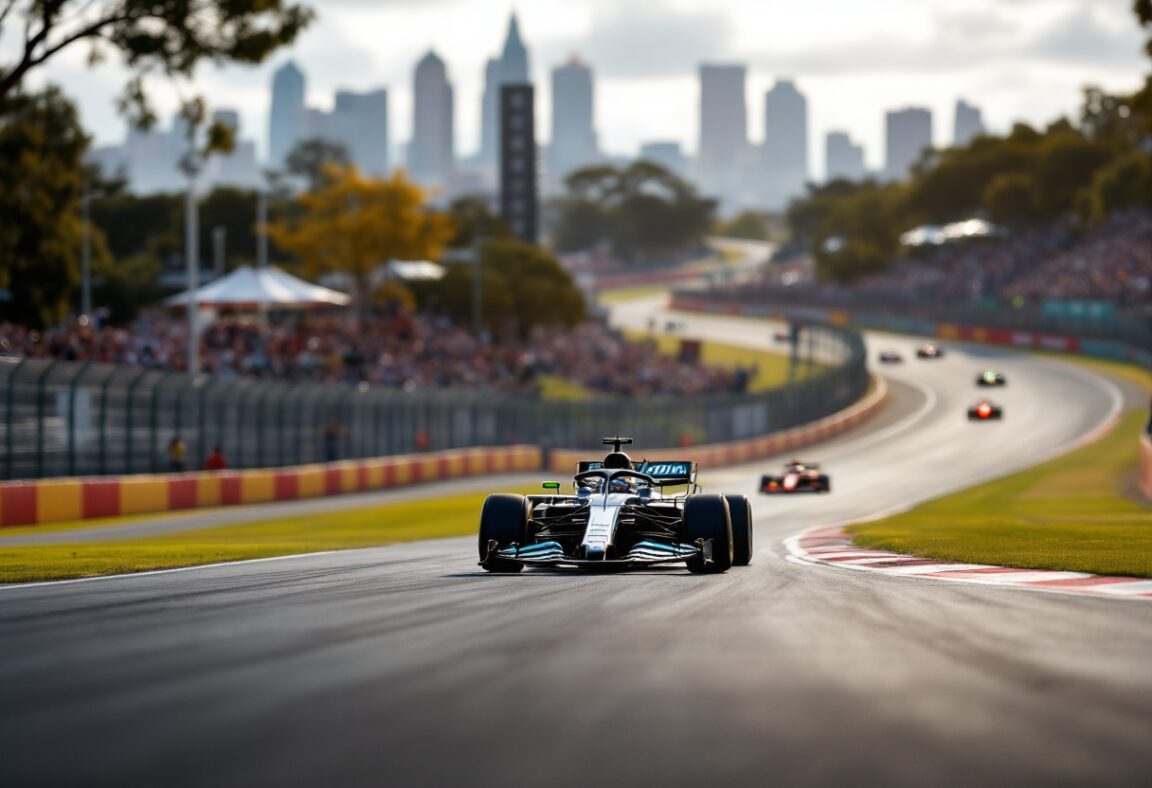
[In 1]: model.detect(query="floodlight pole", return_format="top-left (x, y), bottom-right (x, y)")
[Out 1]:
top-left (213, 226), bottom-right (226, 278)
top-left (183, 156), bottom-right (201, 377)
top-left (81, 178), bottom-right (91, 317)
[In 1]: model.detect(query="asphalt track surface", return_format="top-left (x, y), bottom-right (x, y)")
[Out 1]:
top-left (2, 301), bottom-right (1150, 787)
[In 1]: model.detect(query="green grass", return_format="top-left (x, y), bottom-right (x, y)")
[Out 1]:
top-left (850, 410), bottom-right (1152, 578)
top-left (537, 374), bottom-right (593, 402)
top-left (625, 329), bottom-right (814, 392)
top-left (595, 284), bottom-right (670, 304)
top-left (0, 489), bottom-right (528, 583)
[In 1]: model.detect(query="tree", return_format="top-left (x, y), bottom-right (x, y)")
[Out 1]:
top-left (1136, 0), bottom-right (1152, 59)
top-left (284, 138), bottom-right (350, 192)
top-left (1089, 150), bottom-right (1152, 219)
top-left (717, 211), bottom-right (770, 240)
top-left (267, 164), bottom-right (453, 317)
top-left (0, 88), bottom-right (110, 327)
top-left (446, 195), bottom-right (512, 248)
top-left (553, 162), bottom-right (714, 262)
top-left (425, 239), bottom-right (585, 338)
top-left (0, 1), bottom-right (313, 127)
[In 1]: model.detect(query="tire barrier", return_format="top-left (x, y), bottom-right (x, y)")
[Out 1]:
top-left (0, 445), bottom-right (541, 527)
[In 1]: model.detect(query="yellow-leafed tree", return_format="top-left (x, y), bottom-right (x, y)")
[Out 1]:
top-left (267, 164), bottom-right (453, 316)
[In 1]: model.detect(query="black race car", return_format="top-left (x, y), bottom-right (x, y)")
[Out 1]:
top-left (968, 401), bottom-right (1003, 420)
top-left (478, 437), bottom-right (753, 574)
top-left (976, 369), bottom-right (1006, 386)
top-left (917, 342), bottom-right (944, 359)
top-left (878, 351), bottom-right (903, 364)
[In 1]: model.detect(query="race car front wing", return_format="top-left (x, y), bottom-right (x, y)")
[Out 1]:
top-left (484, 539), bottom-right (704, 567)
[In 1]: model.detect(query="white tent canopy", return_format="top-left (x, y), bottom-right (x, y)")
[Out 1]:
top-left (164, 265), bottom-right (350, 308)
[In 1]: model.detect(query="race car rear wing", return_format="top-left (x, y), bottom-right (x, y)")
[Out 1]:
top-left (576, 460), bottom-right (698, 486)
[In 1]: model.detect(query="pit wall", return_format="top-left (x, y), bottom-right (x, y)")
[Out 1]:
top-left (1141, 434), bottom-right (1152, 503)
top-left (0, 374), bottom-right (889, 528)
top-left (0, 446), bottom-right (541, 528)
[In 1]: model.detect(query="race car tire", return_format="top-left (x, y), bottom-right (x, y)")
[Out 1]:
top-left (724, 495), bottom-right (753, 567)
top-left (478, 493), bottom-right (529, 573)
top-left (683, 495), bottom-right (733, 574)
top-left (819, 475), bottom-right (831, 493)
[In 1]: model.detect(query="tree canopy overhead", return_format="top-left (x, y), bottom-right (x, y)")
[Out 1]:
top-left (0, 0), bottom-right (313, 127)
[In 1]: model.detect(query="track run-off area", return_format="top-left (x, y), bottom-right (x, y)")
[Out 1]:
top-left (1, 295), bottom-right (1150, 787)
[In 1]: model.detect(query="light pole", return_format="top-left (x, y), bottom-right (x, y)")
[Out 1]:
top-left (212, 226), bottom-right (226, 279)
top-left (472, 250), bottom-right (482, 336)
top-left (81, 178), bottom-right (91, 317)
top-left (257, 190), bottom-right (268, 269)
top-left (181, 149), bottom-right (202, 377)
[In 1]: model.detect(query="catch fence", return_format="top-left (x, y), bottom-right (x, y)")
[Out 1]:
top-left (0, 323), bottom-right (868, 480)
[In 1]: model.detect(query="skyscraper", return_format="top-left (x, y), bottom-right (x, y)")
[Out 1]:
top-left (207, 109), bottom-right (261, 189)
top-left (953, 99), bottom-right (985, 147)
top-left (549, 56), bottom-right (597, 194)
top-left (269, 61), bottom-right (305, 167)
top-left (480, 13), bottom-right (531, 165)
top-left (697, 64), bottom-right (747, 203)
top-left (410, 50), bottom-right (455, 190)
top-left (884, 107), bottom-right (933, 181)
top-left (761, 79), bottom-right (809, 210)
top-left (825, 131), bottom-right (867, 182)
top-left (331, 89), bottom-right (389, 177)
top-left (639, 141), bottom-right (686, 178)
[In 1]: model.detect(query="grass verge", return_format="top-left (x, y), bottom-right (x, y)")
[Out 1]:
top-left (0, 489), bottom-right (526, 583)
top-left (850, 410), bottom-right (1152, 578)
top-left (624, 329), bottom-right (812, 392)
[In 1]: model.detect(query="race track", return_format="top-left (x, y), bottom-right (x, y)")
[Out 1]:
top-left (1, 301), bottom-right (1150, 787)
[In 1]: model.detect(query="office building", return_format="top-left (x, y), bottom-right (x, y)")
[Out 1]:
top-left (500, 84), bottom-right (538, 243)
top-left (885, 107), bottom-right (933, 180)
top-left (410, 50), bottom-right (455, 190)
top-left (549, 56), bottom-right (597, 194)
top-left (480, 13), bottom-right (531, 165)
top-left (639, 141), bottom-right (686, 178)
top-left (953, 99), bottom-right (985, 147)
top-left (825, 131), bottom-right (867, 182)
top-left (269, 61), bottom-right (305, 167)
top-left (697, 64), bottom-right (748, 201)
top-left (761, 79), bottom-right (809, 209)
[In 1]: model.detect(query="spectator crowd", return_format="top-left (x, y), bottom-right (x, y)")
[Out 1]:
top-left (0, 308), bottom-right (750, 398)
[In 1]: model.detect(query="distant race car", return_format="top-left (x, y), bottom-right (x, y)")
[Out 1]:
top-left (968, 401), bottom-right (1003, 420)
top-left (917, 342), bottom-right (944, 359)
top-left (976, 369), bottom-right (1006, 386)
top-left (878, 351), bottom-right (903, 364)
top-left (760, 460), bottom-right (830, 494)
top-left (477, 437), bottom-right (753, 574)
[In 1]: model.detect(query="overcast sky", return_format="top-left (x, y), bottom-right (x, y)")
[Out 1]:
top-left (9, 0), bottom-right (1149, 179)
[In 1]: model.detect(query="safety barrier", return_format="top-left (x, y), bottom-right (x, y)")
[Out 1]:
top-left (1141, 434), bottom-right (1152, 503)
top-left (0, 445), bottom-right (541, 527)
top-left (547, 376), bottom-right (887, 475)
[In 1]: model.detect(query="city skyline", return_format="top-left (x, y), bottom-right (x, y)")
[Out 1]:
top-left (37, 0), bottom-right (1145, 183)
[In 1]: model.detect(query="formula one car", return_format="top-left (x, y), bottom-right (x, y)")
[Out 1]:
top-left (916, 342), bottom-right (944, 358)
top-left (478, 437), bottom-right (753, 574)
top-left (967, 401), bottom-right (1003, 420)
top-left (760, 460), bottom-right (830, 494)
top-left (878, 351), bottom-right (903, 364)
top-left (976, 369), bottom-right (1006, 386)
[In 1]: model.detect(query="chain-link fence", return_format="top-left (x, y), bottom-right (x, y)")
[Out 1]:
top-left (0, 323), bottom-right (868, 480)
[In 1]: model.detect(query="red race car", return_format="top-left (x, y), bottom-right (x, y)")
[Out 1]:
top-left (967, 401), bottom-right (1003, 420)
top-left (916, 342), bottom-right (944, 359)
top-left (760, 460), bottom-right (831, 494)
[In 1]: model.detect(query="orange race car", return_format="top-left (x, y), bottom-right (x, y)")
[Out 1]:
top-left (967, 401), bottom-right (1003, 420)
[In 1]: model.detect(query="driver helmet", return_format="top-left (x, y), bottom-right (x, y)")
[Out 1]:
top-left (608, 477), bottom-right (631, 494)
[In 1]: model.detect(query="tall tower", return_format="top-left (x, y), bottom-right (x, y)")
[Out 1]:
top-left (549, 56), bottom-right (597, 194)
top-left (480, 13), bottom-right (532, 165)
top-left (953, 99), bottom-right (985, 147)
top-left (500, 84), bottom-right (538, 244)
top-left (332, 89), bottom-right (389, 177)
top-left (697, 64), bottom-right (747, 204)
top-left (411, 50), bottom-right (455, 190)
top-left (269, 61), bottom-right (305, 167)
top-left (761, 79), bottom-right (809, 210)
top-left (884, 107), bottom-right (933, 181)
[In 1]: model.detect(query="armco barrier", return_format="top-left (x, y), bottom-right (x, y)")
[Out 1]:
top-left (547, 376), bottom-right (887, 475)
top-left (0, 445), bottom-right (541, 527)
top-left (1141, 434), bottom-right (1152, 503)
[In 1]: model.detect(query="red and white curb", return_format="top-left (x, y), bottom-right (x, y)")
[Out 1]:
top-left (785, 526), bottom-right (1152, 601)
